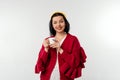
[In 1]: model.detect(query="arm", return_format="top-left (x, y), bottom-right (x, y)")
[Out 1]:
top-left (35, 45), bottom-right (49, 74)
top-left (59, 37), bottom-right (87, 78)
top-left (35, 38), bottom-right (50, 73)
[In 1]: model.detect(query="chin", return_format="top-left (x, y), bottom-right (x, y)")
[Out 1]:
top-left (56, 30), bottom-right (63, 32)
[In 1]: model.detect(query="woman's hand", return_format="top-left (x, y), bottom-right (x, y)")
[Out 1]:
top-left (43, 39), bottom-right (49, 52)
top-left (49, 39), bottom-right (63, 54)
top-left (49, 39), bottom-right (60, 49)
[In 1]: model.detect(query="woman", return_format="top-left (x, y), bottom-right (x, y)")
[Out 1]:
top-left (35, 12), bottom-right (87, 80)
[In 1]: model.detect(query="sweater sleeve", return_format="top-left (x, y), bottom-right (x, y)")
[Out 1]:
top-left (35, 45), bottom-right (49, 74)
top-left (59, 37), bottom-right (87, 79)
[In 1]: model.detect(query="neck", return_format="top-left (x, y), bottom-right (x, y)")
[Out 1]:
top-left (55, 32), bottom-right (66, 37)
top-left (55, 32), bottom-right (67, 41)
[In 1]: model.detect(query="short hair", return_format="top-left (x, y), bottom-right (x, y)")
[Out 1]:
top-left (49, 12), bottom-right (70, 36)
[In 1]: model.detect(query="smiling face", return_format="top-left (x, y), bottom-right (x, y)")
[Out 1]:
top-left (52, 16), bottom-right (65, 34)
top-left (49, 12), bottom-right (70, 36)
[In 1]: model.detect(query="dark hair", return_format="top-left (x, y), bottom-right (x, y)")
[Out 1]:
top-left (49, 12), bottom-right (70, 36)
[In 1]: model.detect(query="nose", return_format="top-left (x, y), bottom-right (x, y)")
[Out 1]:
top-left (57, 22), bottom-right (61, 26)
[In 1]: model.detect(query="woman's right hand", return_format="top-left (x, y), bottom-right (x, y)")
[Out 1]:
top-left (43, 39), bottom-right (50, 52)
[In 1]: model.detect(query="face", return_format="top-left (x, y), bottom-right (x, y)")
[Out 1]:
top-left (52, 16), bottom-right (65, 33)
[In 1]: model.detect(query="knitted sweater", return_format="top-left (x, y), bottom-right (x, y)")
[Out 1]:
top-left (35, 33), bottom-right (87, 80)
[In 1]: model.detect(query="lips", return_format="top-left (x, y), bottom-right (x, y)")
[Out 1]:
top-left (56, 26), bottom-right (63, 30)
top-left (57, 28), bottom-right (62, 30)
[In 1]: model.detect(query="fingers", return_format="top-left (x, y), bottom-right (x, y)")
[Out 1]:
top-left (49, 41), bottom-right (60, 49)
top-left (43, 38), bottom-right (60, 49)
top-left (43, 39), bottom-right (49, 48)
top-left (49, 44), bottom-right (57, 48)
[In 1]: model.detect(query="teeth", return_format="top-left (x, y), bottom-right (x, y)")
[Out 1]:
top-left (59, 27), bottom-right (62, 29)
top-left (57, 28), bottom-right (61, 30)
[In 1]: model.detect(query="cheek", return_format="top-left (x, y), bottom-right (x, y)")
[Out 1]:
top-left (62, 23), bottom-right (66, 29)
top-left (52, 25), bottom-right (57, 30)
top-left (62, 22), bottom-right (66, 27)
top-left (52, 24), bottom-right (56, 27)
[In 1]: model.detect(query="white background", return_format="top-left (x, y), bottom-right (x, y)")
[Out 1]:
top-left (0, 0), bottom-right (120, 80)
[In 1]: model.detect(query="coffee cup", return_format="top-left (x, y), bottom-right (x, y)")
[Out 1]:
top-left (48, 37), bottom-right (55, 44)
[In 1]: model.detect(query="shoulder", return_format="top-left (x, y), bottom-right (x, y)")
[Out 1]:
top-left (67, 33), bottom-right (81, 45)
top-left (67, 33), bottom-right (79, 41)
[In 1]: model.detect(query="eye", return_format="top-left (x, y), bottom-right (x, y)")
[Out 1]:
top-left (60, 20), bottom-right (64, 23)
top-left (53, 21), bottom-right (57, 24)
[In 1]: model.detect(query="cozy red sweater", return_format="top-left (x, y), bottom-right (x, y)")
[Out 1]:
top-left (35, 33), bottom-right (87, 80)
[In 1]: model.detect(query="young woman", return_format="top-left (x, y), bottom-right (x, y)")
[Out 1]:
top-left (35, 12), bottom-right (87, 80)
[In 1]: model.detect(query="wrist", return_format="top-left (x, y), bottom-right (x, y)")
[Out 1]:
top-left (58, 47), bottom-right (63, 54)
top-left (44, 47), bottom-right (49, 52)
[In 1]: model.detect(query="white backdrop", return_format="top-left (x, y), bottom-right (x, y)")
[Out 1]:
top-left (0, 0), bottom-right (120, 80)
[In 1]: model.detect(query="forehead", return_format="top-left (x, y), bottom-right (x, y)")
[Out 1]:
top-left (52, 16), bottom-right (64, 21)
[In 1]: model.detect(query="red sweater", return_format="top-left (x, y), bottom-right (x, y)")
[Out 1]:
top-left (35, 33), bottom-right (87, 80)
